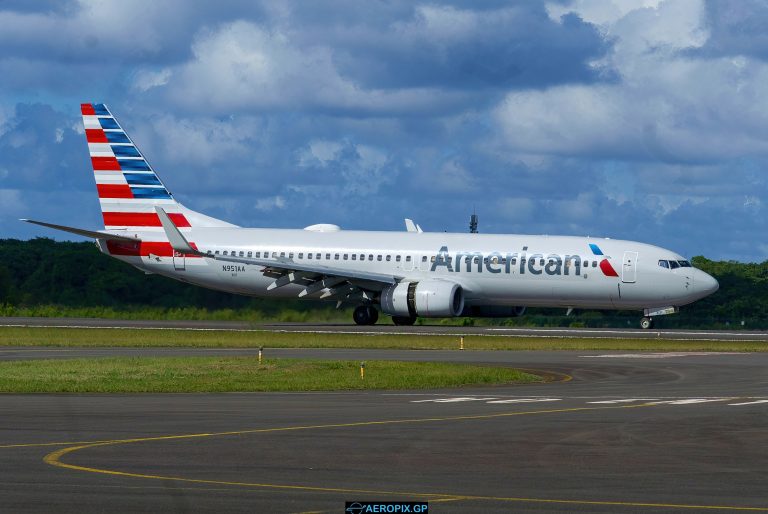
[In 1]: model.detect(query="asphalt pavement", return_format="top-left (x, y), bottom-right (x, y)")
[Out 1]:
top-left (1, 347), bottom-right (767, 512)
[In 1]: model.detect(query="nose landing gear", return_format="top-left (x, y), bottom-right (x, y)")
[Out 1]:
top-left (353, 305), bottom-right (379, 326)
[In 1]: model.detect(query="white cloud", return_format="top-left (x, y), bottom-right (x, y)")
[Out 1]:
top-left (254, 195), bottom-right (286, 211)
top-left (158, 20), bottom-right (467, 114)
top-left (132, 68), bottom-right (172, 92)
top-left (495, 0), bottom-right (768, 162)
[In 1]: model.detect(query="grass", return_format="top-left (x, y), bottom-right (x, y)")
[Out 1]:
top-left (0, 357), bottom-right (541, 393)
top-left (0, 326), bottom-right (765, 352)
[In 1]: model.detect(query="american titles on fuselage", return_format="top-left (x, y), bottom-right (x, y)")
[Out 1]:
top-left (430, 246), bottom-right (606, 276)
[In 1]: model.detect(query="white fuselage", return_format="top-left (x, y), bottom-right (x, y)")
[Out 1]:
top-left (105, 227), bottom-right (718, 312)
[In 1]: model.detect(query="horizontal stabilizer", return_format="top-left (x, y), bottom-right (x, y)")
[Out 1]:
top-left (21, 219), bottom-right (140, 242)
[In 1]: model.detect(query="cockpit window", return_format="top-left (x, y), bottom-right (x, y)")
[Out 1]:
top-left (658, 260), bottom-right (669, 269)
top-left (669, 260), bottom-right (680, 269)
top-left (678, 260), bottom-right (692, 267)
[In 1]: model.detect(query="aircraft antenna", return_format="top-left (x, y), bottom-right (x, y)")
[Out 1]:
top-left (469, 209), bottom-right (478, 234)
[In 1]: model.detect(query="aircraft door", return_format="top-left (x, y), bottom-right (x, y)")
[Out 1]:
top-left (621, 251), bottom-right (637, 283)
top-left (173, 250), bottom-right (186, 271)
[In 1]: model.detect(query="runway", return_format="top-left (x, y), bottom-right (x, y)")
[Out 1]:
top-left (2, 316), bottom-right (767, 341)
top-left (1, 347), bottom-right (768, 512)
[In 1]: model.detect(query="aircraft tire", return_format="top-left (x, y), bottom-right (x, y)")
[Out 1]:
top-left (640, 316), bottom-right (654, 329)
top-left (392, 316), bottom-right (417, 326)
top-left (353, 305), bottom-right (379, 325)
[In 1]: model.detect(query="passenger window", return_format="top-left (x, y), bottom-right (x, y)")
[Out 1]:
top-left (254, 252), bottom-right (260, 258)
top-left (592, 261), bottom-right (597, 267)
top-left (223, 251), bottom-right (228, 256)
top-left (406, 256), bottom-right (412, 262)
top-left (289, 253), bottom-right (294, 259)
top-left (344, 254), bottom-right (349, 260)
top-left (352, 254), bottom-right (357, 260)
top-left (369, 255), bottom-right (373, 261)
top-left (335, 254), bottom-right (340, 260)
top-left (239, 251), bottom-right (244, 257)
top-left (360, 254), bottom-right (365, 260)
top-left (510, 258), bottom-right (516, 264)
top-left (247, 251), bottom-right (252, 258)
top-left (386, 255), bottom-right (391, 262)
top-left (377, 255), bottom-right (382, 261)
top-left (308, 253), bottom-right (312, 259)
top-left (214, 250), bottom-right (220, 255)
top-left (326, 253), bottom-right (331, 260)
top-left (272, 252), bottom-right (277, 258)
top-left (539, 259), bottom-right (544, 266)
top-left (492, 257), bottom-right (499, 264)
top-left (422, 256), bottom-right (428, 262)
top-left (396, 255), bottom-right (401, 262)
top-left (280, 252), bottom-right (285, 258)
top-left (316, 253), bottom-right (321, 259)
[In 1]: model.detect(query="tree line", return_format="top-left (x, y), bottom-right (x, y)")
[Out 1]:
top-left (0, 238), bottom-right (765, 328)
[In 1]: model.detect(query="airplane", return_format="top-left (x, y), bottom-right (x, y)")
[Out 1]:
top-left (23, 103), bottom-right (719, 329)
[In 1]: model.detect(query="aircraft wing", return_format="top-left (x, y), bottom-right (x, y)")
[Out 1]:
top-left (155, 207), bottom-right (399, 301)
top-left (21, 219), bottom-right (140, 243)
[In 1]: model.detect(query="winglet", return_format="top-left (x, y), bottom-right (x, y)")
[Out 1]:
top-left (404, 219), bottom-right (423, 233)
top-left (155, 207), bottom-right (198, 254)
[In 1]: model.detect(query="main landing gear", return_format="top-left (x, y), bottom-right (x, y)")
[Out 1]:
top-left (353, 305), bottom-right (379, 326)
top-left (392, 316), bottom-right (417, 326)
top-left (640, 317), bottom-right (654, 330)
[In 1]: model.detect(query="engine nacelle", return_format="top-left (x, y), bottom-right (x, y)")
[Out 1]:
top-left (380, 280), bottom-right (465, 318)
top-left (461, 305), bottom-right (527, 318)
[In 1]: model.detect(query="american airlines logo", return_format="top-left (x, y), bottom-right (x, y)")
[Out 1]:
top-left (430, 245), bottom-right (619, 277)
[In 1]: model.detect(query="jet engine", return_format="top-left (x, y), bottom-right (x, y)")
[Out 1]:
top-left (380, 280), bottom-right (464, 318)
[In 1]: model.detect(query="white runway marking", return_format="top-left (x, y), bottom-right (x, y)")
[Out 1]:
top-left (728, 399), bottom-right (768, 406)
top-left (411, 397), bottom-right (499, 403)
top-left (486, 398), bottom-right (561, 404)
top-left (650, 398), bottom-right (735, 405)
top-left (588, 399), bottom-right (660, 404)
top-left (580, 352), bottom-right (742, 359)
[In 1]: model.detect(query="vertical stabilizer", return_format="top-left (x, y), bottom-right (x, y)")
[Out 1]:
top-left (81, 103), bottom-right (235, 231)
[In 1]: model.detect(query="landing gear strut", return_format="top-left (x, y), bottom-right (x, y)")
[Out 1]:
top-left (640, 317), bottom-right (654, 330)
top-left (353, 305), bottom-right (379, 326)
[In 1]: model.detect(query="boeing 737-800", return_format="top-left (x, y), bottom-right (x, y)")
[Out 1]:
top-left (23, 104), bottom-right (719, 328)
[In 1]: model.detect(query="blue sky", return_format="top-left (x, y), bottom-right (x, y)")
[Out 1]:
top-left (0, 0), bottom-right (766, 261)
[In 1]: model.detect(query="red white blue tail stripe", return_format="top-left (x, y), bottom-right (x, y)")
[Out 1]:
top-left (81, 103), bottom-right (192, 231)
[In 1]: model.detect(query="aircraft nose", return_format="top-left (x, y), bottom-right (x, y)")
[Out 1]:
top-left (694, 269), bottom-right (719, 298)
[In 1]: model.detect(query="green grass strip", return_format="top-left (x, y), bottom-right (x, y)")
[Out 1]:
top-left (0, 357), bottom-right (540, 393)
top-left (0, 327), bottom-right (765, 352)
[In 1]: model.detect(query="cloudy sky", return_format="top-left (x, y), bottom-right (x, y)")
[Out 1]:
top-left (0, 0), bottom-right (766, 261)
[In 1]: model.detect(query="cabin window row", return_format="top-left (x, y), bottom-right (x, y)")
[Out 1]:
top-left (203, 249), bottom-right (601, 268)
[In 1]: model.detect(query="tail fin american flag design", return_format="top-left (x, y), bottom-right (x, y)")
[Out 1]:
top-left (81, 103), bottom-right (192, 231)
top-left (82, 103), bottom-right (234, 259)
